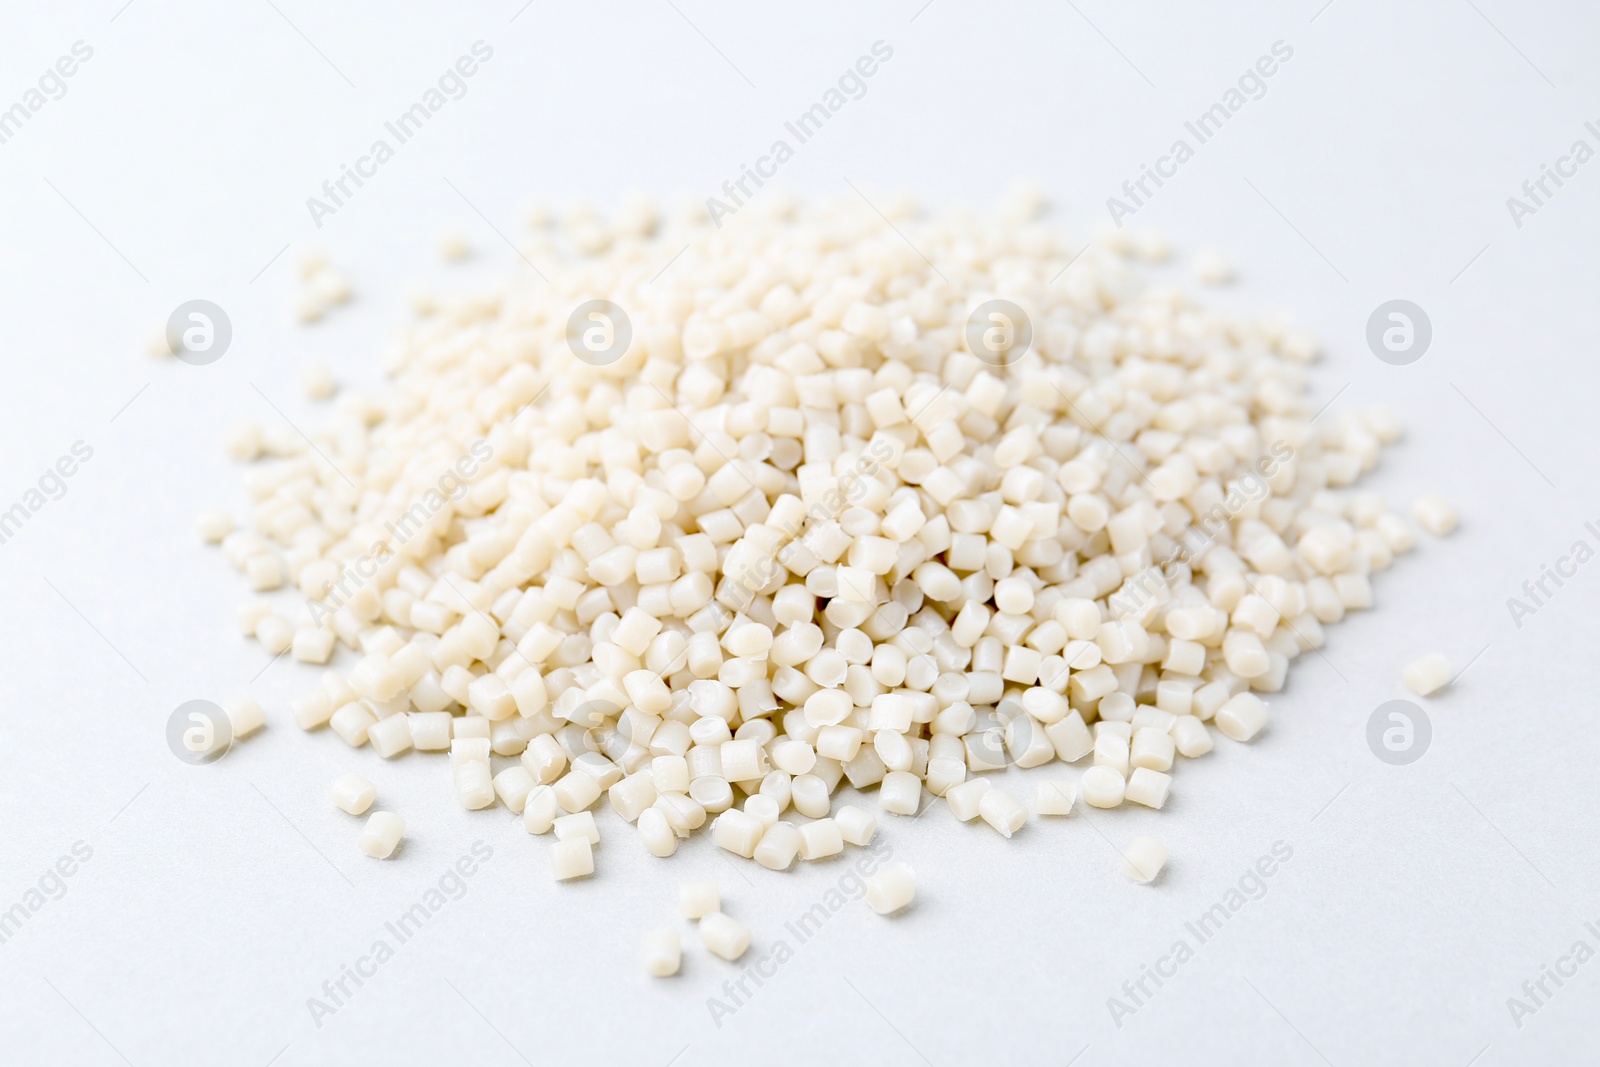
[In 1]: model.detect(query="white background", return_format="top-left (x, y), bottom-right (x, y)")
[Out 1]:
top-left (1, 2), bottom-right (1596, 1064)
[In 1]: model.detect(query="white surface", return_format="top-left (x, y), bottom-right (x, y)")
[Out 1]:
top-left (2, 2), bottom-right (1597, 1064)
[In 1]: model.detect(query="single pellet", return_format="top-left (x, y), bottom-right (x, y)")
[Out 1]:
top-left (1403, 653), bottom-right (1452, 696)
top-left (879, 770), bottom-right (921, 815)
top-left (523, 786), bottom-right (559, 834)
top-left (1215, 693), bottom-right (1269, 742)
top-left (1034, 780), bottom-right (1075, 816)
top-left (754, 821), bottom-right (802, 870)
top-left (1412, 494), bottom-right (1458, 536)
top-left (638, 806), bottom-right (678, 858)
top-left (551, 838), bottom-right (594, 881)
top-left (711, 809), bottom-right (764, 858)
top-left (699, 912), bottom-right (751, 961)
top-left (644, 927), bottom-right (681, 977)
top-left (1125, 768), bottom-right (1172, 810)
top-left (223, 697), bottom-right (266, 739)
top-left (835, 804), bottom-right (877, 846)
top-left (978, 789), bottom-right (1027, 838)
top-left (864, 863), bottom-right (916, 915)
top-left (554, 811), bottom-right (599, 844)
top-left (1121, 836), bottom-right (1167, 884)
top-left (358, 811), bottom-right (404, 859)
top-left (945, 777), bottom-right (991, 821)
top-left (680, 881), bottom-right (720, 920)
top-left (331, 773), bottom-right (376, 816)
top-left (798, 818), bottom-right (843, 860)
top-left (1081, 766), bottom-right (1126, 808)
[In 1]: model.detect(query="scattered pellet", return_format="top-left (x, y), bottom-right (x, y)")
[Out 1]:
top-left (551, 838), bottom-right (594, 881)
top-left (1403, 653), bottom-right (1453, 696)
top-left (680, 881), bottom-right (720, 920)
top-left (223, 697), bottom-right (266, 739)
top-left (1121, 837), bottom-right (1167, 884)
top-left (1413, 494), bottom-right (1458, 536)
top-left (332, 773), bottom-right (377, 816)
top-left (359, 811), bottom-right (404, 859)
top-left (699, 912), bottom-right (751, 962)
top-left (865, 863), bottom-right (916, 915)
top-left (1034, 780), bottom-right (1075, 816)
top-left (644, 928), bottom-right (681, 977)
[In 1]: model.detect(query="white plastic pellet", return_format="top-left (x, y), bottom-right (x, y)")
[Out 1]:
top-left (551, 838), bottom-right (594, 881)
top-left (1034, 780), bottom-right (1075, 816)
top-left (945, 777), bottom-right (991, 822)
top-left (368, 714), bottom-right (413, 759)
top-left (644, 927), bottom-right (681, 977)
top-left (358, 811), bottom-right (404, 859)
top-left (331, 774), bottom-right (376, 816)
top-left (197, 511), bottom-right (234, 543)
top-left (680, 881), bottom-right (720, 920)
top-left (978, 788), bottom-right (1028, 838)
top-left (1121, 836), bottom-right (1167, 884)
top-left (798, 818), bottom-right (843, 860)
top-left (753, 821), bottom-right (803, 871)
top-left (222, 697), bottom-right (266, 739)
top-left (835, 804), bottom-right (877, 846)
top-left (864, 863), bottom-right (916, 915)
top-left (638, 806), bottom-right (678, 858)
top-left (1193, 249), bottom-right (1233, 285)
top-left (1412, 494), bottom-right (1458, 536)
top-left (302, 363), bottom-right (337, 400)
top-left (554, 811), bottom-right (599, 845)
top-left (1081, 766), bottom-right (1126, 809)
top-left (1125, 768), bottom-right (1173, 810)
top-left (699, 912), bottom-right (751, 962)
top-left (879, 769), bottom-right (922, 815)
top-left (438, 228), bottom-right (471, 262)
top-left (711, 809), bottom-right (764, 858)
top-left (1215, 693), bottom-right (1269, 743)
top-left (1170, 716), bottom-right (1214, 759)
top-left (1403, 653), bottom-right (1453, 696)
top-left (523, 786), bottom-right (560, 834)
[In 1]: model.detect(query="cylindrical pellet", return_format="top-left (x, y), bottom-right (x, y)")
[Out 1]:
top-left (644, 927), bottom-right (681, 977)
top-left (1081, 766), bottom-right (1126, 808)
top-left (680, 881), bottom-right (721, 919)
top-left (1215, 693), bottom-right (1269, 742)
top-left (753, 821), bottom-right (802, 870)
top-left (978, 788), bottom-right (1027, 838)
top-left (864, 863), bottom-right (916, 915)
top-left (331, 773), bottom-right (376, 816)
top-left (835, 804), bottom-right (877, 846)
top-left (698, 908), bottom-right (751, 958)
top-left (358, 811), bottom-right (404, 859)
top-left (551, 838), bottom-right (594, 881)
top-left (1121, 836), bottom-right (1167, 883)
